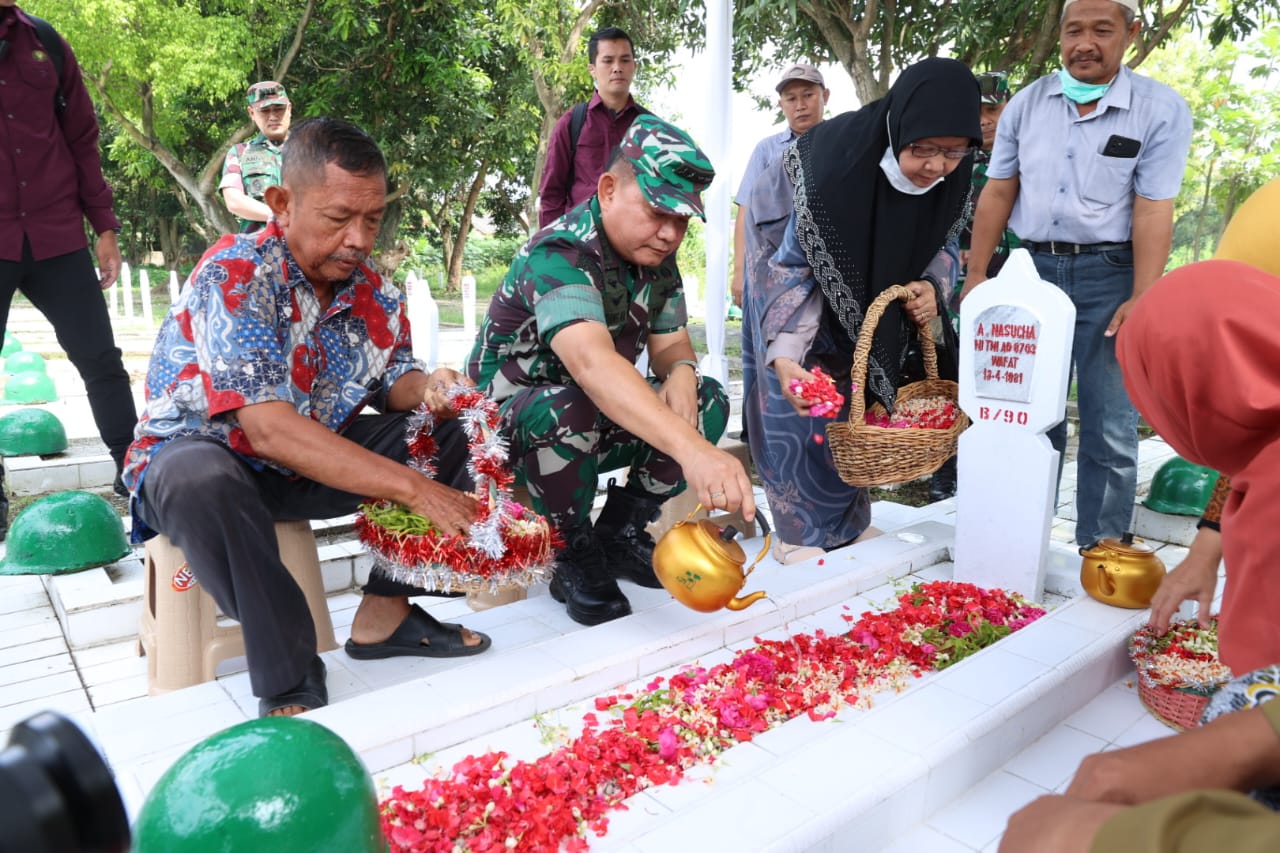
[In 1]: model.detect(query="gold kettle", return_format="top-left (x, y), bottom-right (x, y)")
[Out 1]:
top-left (1079, 532), bottom-right (1166, 609)
top-left (652, 505), bottom-right (773, 613)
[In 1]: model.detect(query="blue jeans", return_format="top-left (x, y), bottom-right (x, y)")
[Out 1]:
top-left (1032, 249), bottom-right (1139, 546)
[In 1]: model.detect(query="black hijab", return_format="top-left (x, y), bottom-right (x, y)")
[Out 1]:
top-left (786, 57), bottom-right (981, 411)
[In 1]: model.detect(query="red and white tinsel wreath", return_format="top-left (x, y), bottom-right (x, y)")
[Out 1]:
top-left (356, 384), bottom-right (558, 593)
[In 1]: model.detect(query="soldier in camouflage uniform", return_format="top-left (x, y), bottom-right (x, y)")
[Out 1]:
top-left (468, 114), bottom-right (756, 626)
top-left (219, 81), bottom-right (292, 233)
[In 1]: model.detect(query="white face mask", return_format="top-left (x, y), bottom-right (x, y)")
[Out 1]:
top-left (879, 145), bottom-right (943, 195)
top-left (880, 112), bottom-right (943, 195)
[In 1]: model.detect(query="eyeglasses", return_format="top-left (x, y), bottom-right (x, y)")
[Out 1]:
top-left (908, 143), bottom-right (974, 160)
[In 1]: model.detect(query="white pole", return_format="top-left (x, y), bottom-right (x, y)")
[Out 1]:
top-left (699, 0), bottom-right (732, 386)
top-left (168, 270), bottom-right (180, 304)
top-left (139, 269), bottom-right (154, 328)
top-left (121, 262), bottom-right (134, 320)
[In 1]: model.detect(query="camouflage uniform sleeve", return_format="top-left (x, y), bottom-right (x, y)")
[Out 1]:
top-left (219, 143), bottom-right (245, 192)
top-left (526, 241), bottom-right (608, 345)
top-left (649, 257), bottom-right (687, 335)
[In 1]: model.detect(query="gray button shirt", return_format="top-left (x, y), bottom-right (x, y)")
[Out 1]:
top-left (986, 66), bottom-right (1191, 244)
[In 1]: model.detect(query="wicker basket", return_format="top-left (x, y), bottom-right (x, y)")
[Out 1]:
top-left (826, 285), bottom-right (969, 487)
top-left (1137, 677), bottom-right (1214, 731)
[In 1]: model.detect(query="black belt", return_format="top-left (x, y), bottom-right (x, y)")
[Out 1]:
top-left (1023, 240), bottom-right (1132, 255)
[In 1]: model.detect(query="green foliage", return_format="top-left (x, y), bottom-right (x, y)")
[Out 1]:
top-left (1143, 25), bottom-right (1280, 263)
top-left (727, 0), bottom-right (1280, 102)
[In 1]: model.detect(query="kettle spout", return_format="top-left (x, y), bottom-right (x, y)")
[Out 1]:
top-left (725, 590), bottom-right (769, 611)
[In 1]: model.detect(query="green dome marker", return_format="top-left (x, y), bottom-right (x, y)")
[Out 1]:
top-left (133, 717), bottom-right (386, 853)
top-left (1145, 456), bottom-right (1219, 517)
top-left (3, 371), bottom-right (57, 404)
top-left (0, 491), bottom-right (130, 575)
top-left (0, 408), bottom-right (68, 456)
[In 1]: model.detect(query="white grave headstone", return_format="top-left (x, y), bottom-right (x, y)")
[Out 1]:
top-left (139, 269), bottom-right (154, 328)
top-left (952, 249), bottom-right (1075, 601)
top-left (104, 269), bottom-right (118, 317)
top-left (168, 270), bottom-right (180, 304)
top-left (121, 263), bottom-right (134, 319)
top-left (404, 271), bottom-right (439, 369)
top-left (461, 271), bottom-right (477, 340)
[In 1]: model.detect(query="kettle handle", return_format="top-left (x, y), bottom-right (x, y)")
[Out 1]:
top-left (742, 513), bottom-right (772, 580)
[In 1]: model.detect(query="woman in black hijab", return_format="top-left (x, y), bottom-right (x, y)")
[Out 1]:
top-left (742, 57), bottom-right (981, 562)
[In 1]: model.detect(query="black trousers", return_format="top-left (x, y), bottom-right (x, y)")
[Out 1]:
top-left (0, 241), bottom-right (138, 464)
top-left (135, 414), bottom-right (472, 698)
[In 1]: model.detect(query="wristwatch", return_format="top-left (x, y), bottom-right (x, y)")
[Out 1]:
top-left (666, 359), bottom-right (700, 382)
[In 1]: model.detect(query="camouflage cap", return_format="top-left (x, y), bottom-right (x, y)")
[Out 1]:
top-left (617, 114), bottom-right (715, 220)
top-left (976, 71), bottom-right (1011, 105)
top-left (247, 81), bottom-right (290, 108)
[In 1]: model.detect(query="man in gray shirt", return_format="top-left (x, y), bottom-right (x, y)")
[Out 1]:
top-left (961, 0), bottom-right (1191, 547)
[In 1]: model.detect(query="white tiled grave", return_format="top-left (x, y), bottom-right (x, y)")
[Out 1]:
top-left (82, 508), bottom-right (1183, 851)
top-left (0, 430), bottom-right (1212, 850)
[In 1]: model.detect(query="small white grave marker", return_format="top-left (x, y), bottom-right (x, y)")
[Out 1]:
top-left (168, 270), bottom-right (180, 304)
top-left (461, 271), bottom-right (477, 340)
top-left (952, 249), bottom-right (1075, 601)
top-left (404, 271), bottom-right (439, 369)
top-left (121, 263), bottom-right (134, 319)
top-left (139, 269), bottom-right (154, 328)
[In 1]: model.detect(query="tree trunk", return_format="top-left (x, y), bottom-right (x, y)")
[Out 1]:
top-left (446, 161), bottom-right (490, 293)
top-left (1190, 156), bottom-right (1215, 263)
top-left (524, 0), bottom-right (607, 232)
top-left (158, 217), bottom-right (182, 270)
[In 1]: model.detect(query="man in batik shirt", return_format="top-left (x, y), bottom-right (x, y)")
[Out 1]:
top-left (468, 115), bottom-right (755, 627)
top-left (124, 118), bottom-right (490, 718)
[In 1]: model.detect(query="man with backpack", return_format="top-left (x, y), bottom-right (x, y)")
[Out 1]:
top-left (537, 26), bottom-right (648, 228)
top-left (0, 2), bottom-right (137, 532)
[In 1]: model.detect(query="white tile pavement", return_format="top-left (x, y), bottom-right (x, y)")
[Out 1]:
top-left (0, 304), bottom-right (1200, 850)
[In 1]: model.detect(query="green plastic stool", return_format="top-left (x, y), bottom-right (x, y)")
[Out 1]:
top-left (4, 350), bottom-right (46, 375)
top-left (133, 717), bottom-right (386, 853)
top-left (0, 408), bottom-right (68, 456)
top-left (3, 371), bottom-right (57, 403)
top-left (1145, 456), bottom-right (1220, 517)
top-left (0, 491), bottom-right (130, 575)
top-left (1, 331), bottom-right (21, 357)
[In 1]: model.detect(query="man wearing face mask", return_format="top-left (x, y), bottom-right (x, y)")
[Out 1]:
top-left (961, 0), bottom-right (1191, 549)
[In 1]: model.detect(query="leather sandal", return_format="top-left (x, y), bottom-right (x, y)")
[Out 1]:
top-left (344, 604), bottom-right (492, 660)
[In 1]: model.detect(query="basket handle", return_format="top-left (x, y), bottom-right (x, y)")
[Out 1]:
top-left (847, 284), bottom-right (939, 424)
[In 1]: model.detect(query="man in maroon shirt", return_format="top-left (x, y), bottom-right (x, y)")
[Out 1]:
top-left (0, 3), bottom-right (137, 532)
top-left (537, 27), bottom-right (648, 228)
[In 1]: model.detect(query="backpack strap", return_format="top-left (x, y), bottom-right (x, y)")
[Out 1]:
top-left (564, 101), bottom-right (589, 195)
top-left (26, 14), bottom-right (66, 114)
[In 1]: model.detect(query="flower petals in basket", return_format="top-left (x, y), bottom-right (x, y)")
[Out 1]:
top-left (826, 285), bottom-right (969, 487)
top-left (356, 386), bottom-right (558, 594)
top-left (1128, 619), bottom-right (1232, 730)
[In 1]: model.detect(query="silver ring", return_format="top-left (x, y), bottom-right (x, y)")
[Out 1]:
top-left (710, 491), bottom-right (724, 498)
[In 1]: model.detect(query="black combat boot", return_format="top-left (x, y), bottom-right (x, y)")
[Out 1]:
top-left (928, 456), bottom-right (958, 502)
top-left (548, 525), bottom-right (632, 625)
top-left (594, 480), bottom-right (664, 588)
